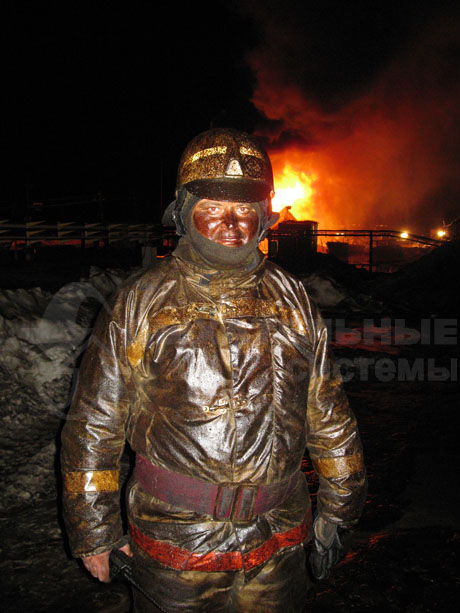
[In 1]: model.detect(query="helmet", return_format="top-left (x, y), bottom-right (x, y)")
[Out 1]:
top-left (176, 128), bottom-right (274, 203)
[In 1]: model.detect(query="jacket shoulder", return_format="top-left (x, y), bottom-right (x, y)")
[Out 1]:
top-left (263, 259), bottom-right (307, 294)
top-left (262, 260), bottom-right (322, 329)
top-left (111, 256), bottom-right (176, 296)
top-left (106, 257), bottom-right (178, 317)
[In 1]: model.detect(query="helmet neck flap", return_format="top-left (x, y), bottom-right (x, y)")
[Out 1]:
top-left (162, 186), bottom-right (278, 243)
top-left (167, 189), bottom-right (263, 271)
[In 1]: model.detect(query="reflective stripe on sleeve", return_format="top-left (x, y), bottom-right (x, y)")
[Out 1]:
top-left (63, 470), bottom-right (119, 493)
top-left (313, 453), bottom-right (364, 479)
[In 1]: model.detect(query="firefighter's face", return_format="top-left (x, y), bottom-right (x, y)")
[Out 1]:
top-left (192, 200), bottom-right (259, 247)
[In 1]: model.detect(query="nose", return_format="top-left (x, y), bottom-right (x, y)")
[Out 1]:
top-left (223, 208), bottom-right (237, 228)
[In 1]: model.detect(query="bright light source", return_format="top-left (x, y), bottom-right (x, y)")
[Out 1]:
top-left (400, 232), bottom-right (409, 239)
top-left (272, 163), bottom-right (316, 218)
top-left (437, 230), bottom-right (446, 237)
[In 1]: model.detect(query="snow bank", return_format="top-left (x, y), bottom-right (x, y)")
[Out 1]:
top-left (300, 272), bottom-right (383, 312)
top-left (0, 267), bottom-right (132, 511)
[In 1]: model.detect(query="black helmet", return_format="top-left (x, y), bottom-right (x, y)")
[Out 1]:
top-left (162, 128), bottom-right (278, 238)
top-left (176, 127), bottom-right (274, 202)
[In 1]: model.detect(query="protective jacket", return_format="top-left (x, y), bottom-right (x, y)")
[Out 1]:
top-left (61, 251), bottom-right (366, 575)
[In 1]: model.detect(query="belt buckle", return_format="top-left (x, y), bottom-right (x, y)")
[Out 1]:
top-left (229, 485), bottom-right (243, 521)
top-left (213, 484), bottom-right (237, 521)
top-left (213, 484), bottom-right (257, 522)
top-left (231, 485), bottom-right (257, 522)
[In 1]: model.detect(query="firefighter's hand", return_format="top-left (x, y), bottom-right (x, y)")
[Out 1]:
top-left (83, 543), bottom-right (133, 583)
top-left (309, 515), bottom-right (343, 581)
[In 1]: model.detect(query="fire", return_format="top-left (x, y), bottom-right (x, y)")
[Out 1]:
top-left (250, 12), bottom-right (460, 233)
top-left (272, 164), bottom-right (316, 219)
top-left (267, 147), bottom-right (344, 228)
top-left (270, 151), bottom-right (317, 220)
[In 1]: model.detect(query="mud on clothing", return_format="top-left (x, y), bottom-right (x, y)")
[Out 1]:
top-left (61, 251), bottom-right (366, 608)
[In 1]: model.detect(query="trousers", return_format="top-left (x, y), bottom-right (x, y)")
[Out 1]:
top-left (132, 541), bottom-right (309, 612)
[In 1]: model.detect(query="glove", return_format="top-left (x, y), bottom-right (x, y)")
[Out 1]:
top-left (309, 515), bottom-right (343, 581)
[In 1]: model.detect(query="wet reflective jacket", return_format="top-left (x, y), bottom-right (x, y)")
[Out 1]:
top-left (61, 253), bottom-right (366, 571)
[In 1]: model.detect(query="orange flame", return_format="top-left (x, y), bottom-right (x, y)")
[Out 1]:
top-left (269, 149), bottom-right (340, 227)
top-left (272, 163), bottom-right (316, 219)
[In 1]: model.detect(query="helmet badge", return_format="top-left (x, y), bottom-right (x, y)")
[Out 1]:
top-left (225, 159), bottom-right (244, 176)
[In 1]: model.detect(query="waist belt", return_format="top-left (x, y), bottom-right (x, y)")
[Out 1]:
top-left (134, 455), bottom-right (300, 522)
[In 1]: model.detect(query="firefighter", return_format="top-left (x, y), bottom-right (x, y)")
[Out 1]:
top-left (61, 128), bottom-right (367, 612)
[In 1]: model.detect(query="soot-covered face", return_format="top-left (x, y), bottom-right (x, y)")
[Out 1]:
top-left (192, 200), bottom-right (259, 247)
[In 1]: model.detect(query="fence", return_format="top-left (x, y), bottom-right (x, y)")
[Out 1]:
top-left (0, 220), bottom-right (449, 273)
top-left (0, 221), bottom-right (163, 247)
top-left (318, 230), bottom-right (445, 272)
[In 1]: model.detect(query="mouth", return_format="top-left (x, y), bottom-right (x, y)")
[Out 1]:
top-left (217, 237), bottom-right (243, 246)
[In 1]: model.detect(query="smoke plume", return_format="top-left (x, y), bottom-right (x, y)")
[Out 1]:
top-left (242, 2), bottom-right (460, 230)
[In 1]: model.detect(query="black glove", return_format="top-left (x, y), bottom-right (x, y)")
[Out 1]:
top-left (309, 515), bottom-right (343, 581)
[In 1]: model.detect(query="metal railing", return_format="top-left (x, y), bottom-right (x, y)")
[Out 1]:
top-left (268, 228), bottom-right (448, 272)
top-left (0, 220), bottom-right (163, 246)
top-left (1, 220), bottom-right (449, 273)
top-left (315, 229), bottom-right (444, 246)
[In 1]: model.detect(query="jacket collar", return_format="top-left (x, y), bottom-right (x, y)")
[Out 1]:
top-left (172, 238), bottom-right (266, 294)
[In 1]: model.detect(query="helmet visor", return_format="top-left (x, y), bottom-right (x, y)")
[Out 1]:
top-left (186, 178), bottom-right (271, 203)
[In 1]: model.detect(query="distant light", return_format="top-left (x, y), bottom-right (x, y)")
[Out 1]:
top-left (400, 232), bottom-right (409, 239)
top-left (437, 229), bottom-right (446, 237)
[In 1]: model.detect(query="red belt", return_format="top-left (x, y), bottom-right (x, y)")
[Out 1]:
top-left (134, 455), bottom-right (301, 522)
top-left (130, 508), bottom-right (311, 572)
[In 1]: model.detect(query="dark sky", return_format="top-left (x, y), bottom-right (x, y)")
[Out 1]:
top-left (1, 1), bottom-right (259, 221)
top-left (2, 1), bottom-right (459, 225)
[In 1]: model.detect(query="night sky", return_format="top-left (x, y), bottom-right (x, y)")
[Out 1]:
top-left (2, 1), bottom-right (459, 226)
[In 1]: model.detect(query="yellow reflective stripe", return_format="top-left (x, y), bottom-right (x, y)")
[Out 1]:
top-left (240, 145), bottom-right (264, 160)
top-left (126, 300), bottom-right (306, 368)
top-left (63, 470), bottom-right (119, 493)
top-left (189, 146), bottom-right (227, 163)
top-left (313, 453), bottom-right (364, 479)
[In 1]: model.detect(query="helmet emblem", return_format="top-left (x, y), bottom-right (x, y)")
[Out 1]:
top-left (225, 159), bottom-right (244, 176)
top-left (244, 157), bottom-right (263, 178)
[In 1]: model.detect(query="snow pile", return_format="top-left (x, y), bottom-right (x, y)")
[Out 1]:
top-left (0, 268), bottom-right (131, 511)
top-left (300, 271), bottom-right (383, 313)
